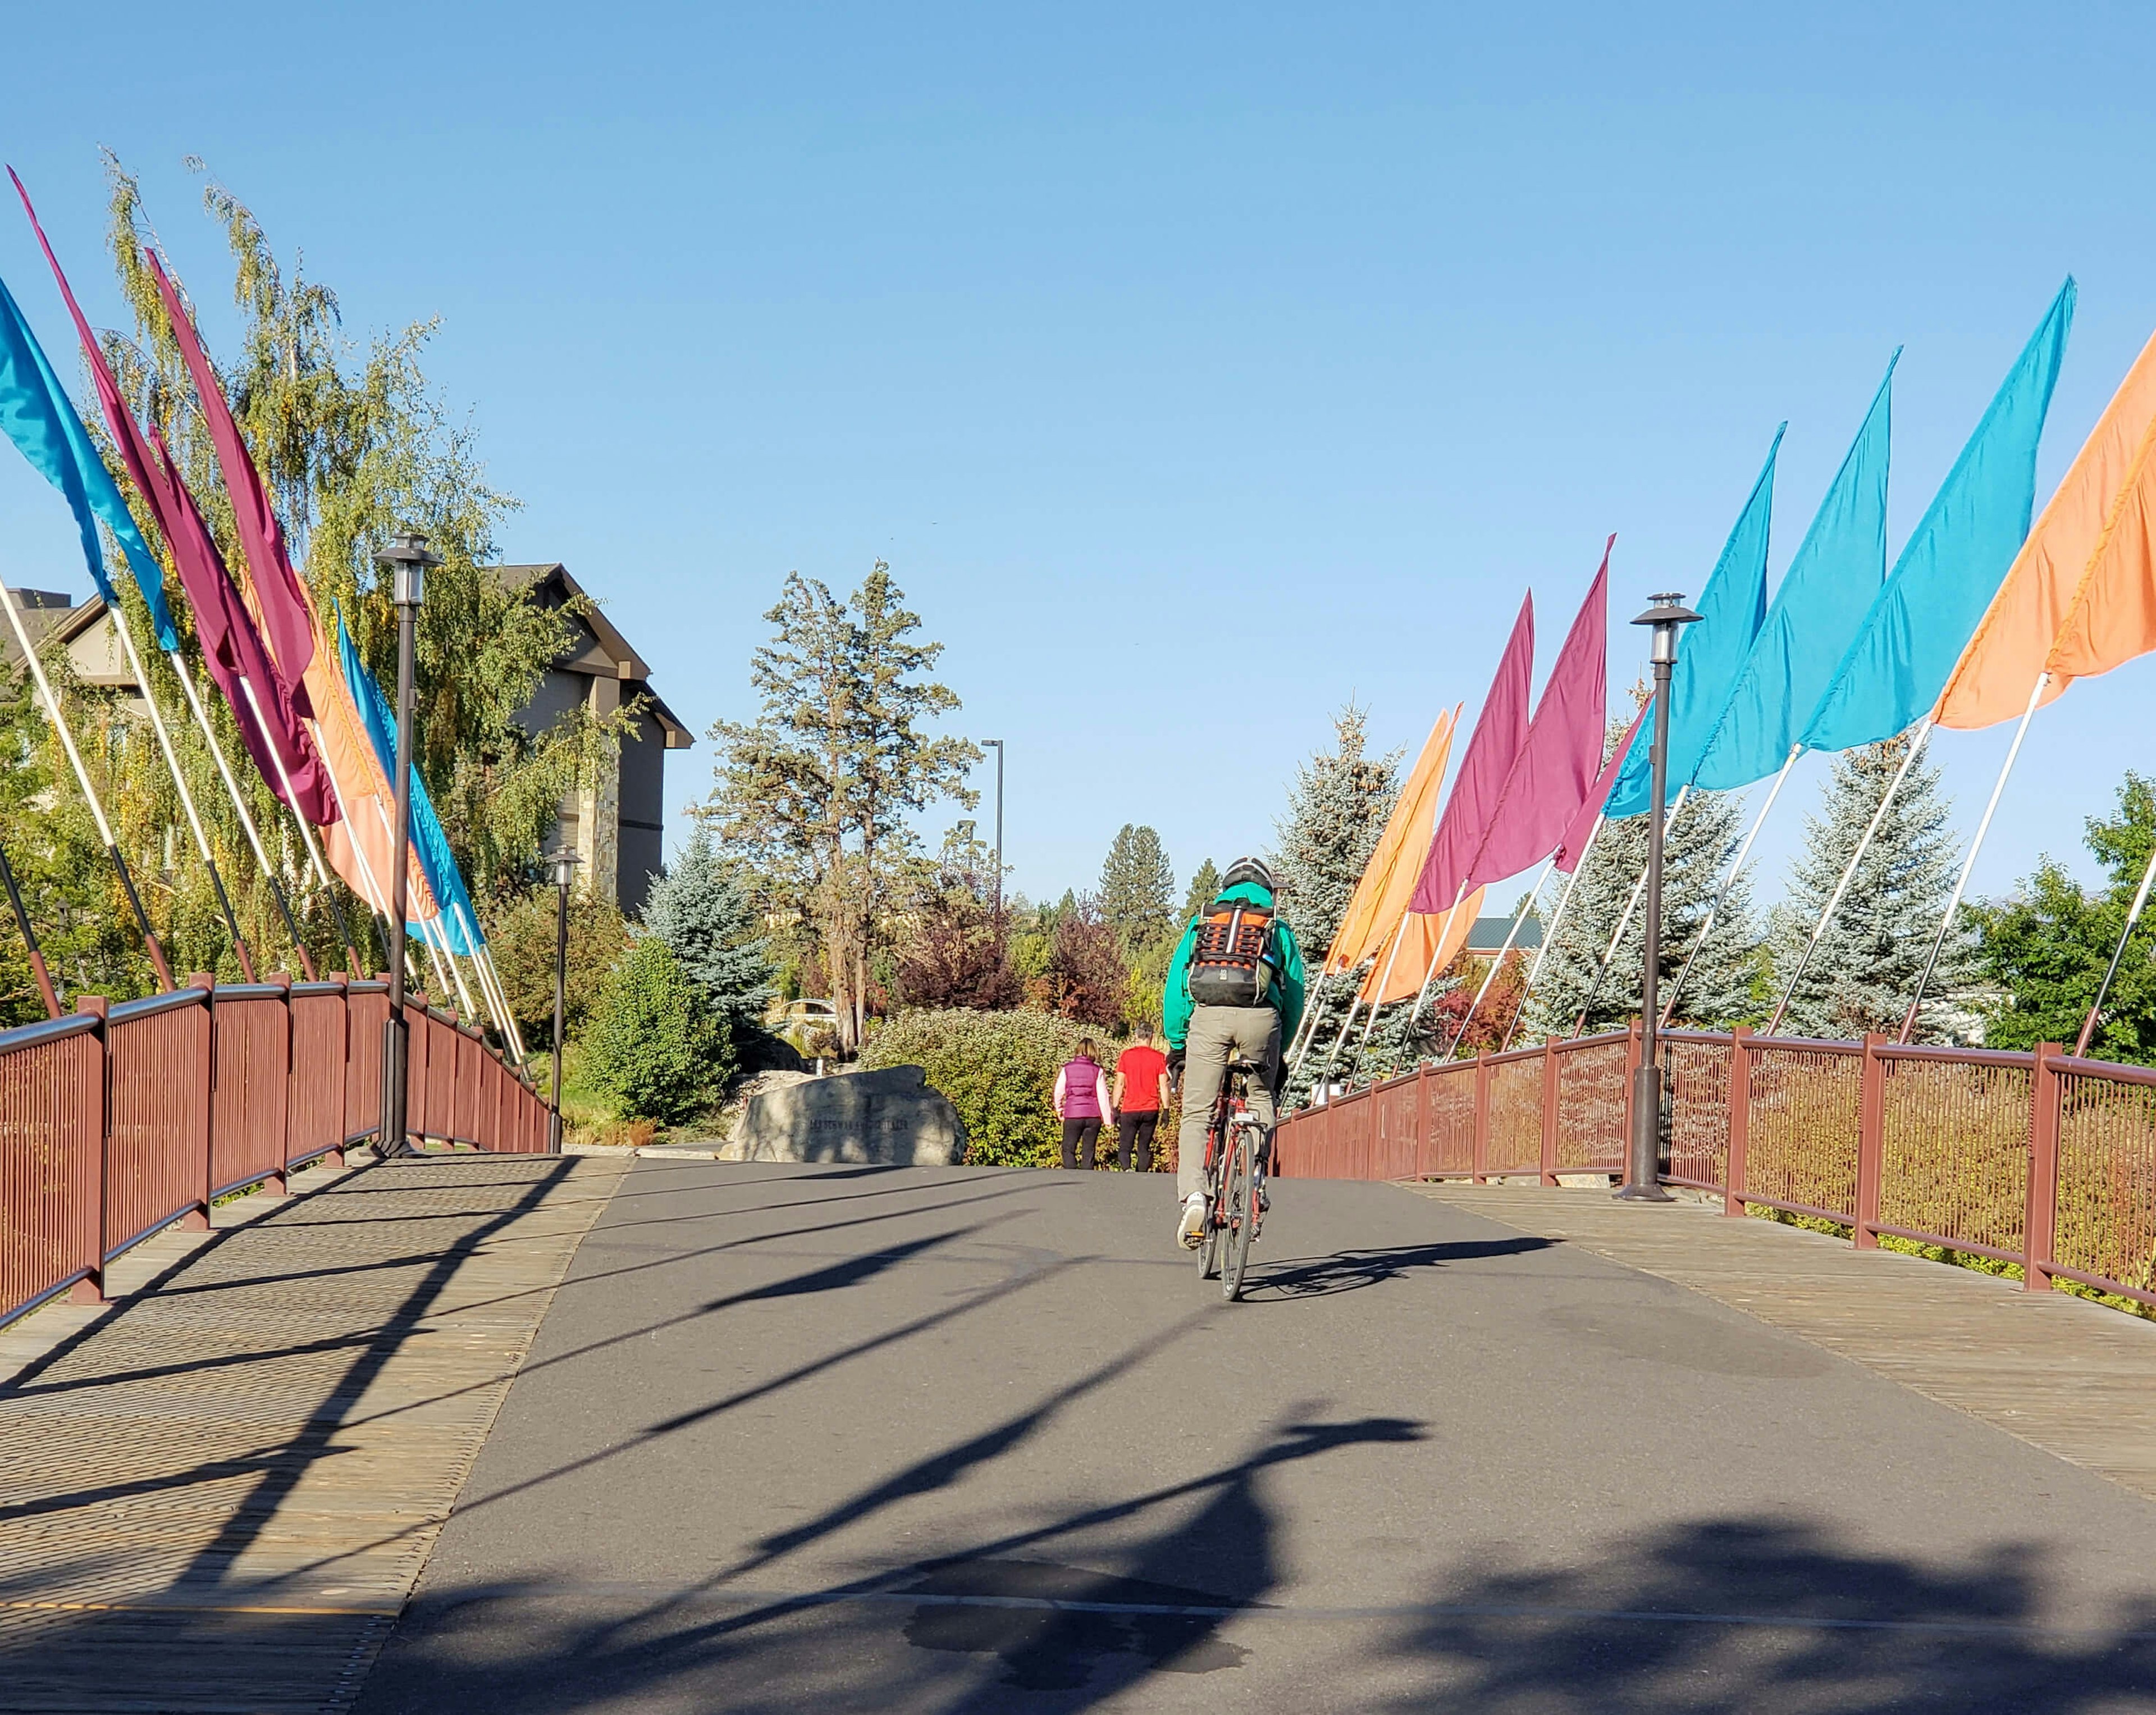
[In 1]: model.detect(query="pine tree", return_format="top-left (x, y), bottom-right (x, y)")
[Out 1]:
top-left (1180, 859), bottom-right (1221, 924)
top-left (1770, 736), bottom-right (1968, 1042)
top-left (642, 829), bottom-right (778, 1038)
top-left (1099, 825), bottom-right (1175, 950)
top-left (1271, 704), bottom-right (1401, 962)
top-left (1526, 788), bottom-right (1761, 1038)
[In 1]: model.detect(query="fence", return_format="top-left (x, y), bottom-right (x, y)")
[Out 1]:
top-left (1275, 1025), bottom-right (2156, 1312)
top-left (0, 974), bottom-right (549, 1328)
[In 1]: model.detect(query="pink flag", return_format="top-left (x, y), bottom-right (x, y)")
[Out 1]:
top-left (1556, 700), bottom-right (1650, 874)
top-left (144, 247), bottom-right (317, 702)
top-left (150, 427), bottom-right (339, 825)
top-left (1468, 540), bottom-right (1611, 886)
top-left (1410, 593), bottom-right (1534, 913)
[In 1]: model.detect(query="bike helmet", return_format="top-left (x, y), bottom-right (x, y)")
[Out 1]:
top-left (1221, 856), bottom-right (1277, 895)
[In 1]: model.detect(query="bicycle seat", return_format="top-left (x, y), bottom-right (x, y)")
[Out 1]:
top-left (1226, 1057), bottom-right (1263, 1074)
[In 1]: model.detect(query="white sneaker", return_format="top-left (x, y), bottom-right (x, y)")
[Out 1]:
top-left (1177, 1192), bottom-right (1207, 1251)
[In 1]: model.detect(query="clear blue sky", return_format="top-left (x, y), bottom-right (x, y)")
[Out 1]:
top-left (0, 3), bottom-right (2153, 918)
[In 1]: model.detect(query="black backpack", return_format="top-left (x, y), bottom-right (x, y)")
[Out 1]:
top-left (1186, 895), bottom-right (1280, 1009)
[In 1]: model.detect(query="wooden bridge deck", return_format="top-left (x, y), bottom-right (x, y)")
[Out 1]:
top-left (0, 1151), bottom-right (627, 1714)
top-left (1408, 1182), bottom-right (2156, 1501)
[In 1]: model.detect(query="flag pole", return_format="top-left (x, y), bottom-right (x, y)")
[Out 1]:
top-left (105, 603), bottom-right (257, 980)
top-left (167, 654), bottom-right (316, 979)
top-left (1767, 721), bottom-right (1933, 1036)
top-left (1570, 785), bottom-right (1689, 1036)
top-left (0, 836), bottom-right (59, 1017)
top-left (300, 718), bottom-right (403, 983)
top-left (2076, 836), bottom-right (2156, 1058)
top-left (1898, 676), bottom-right (2047, 1043)
top-left (1501, 820), bottom-right (1601, 1052)
top-left (1405, 882), bottom-right (1471, 1029)
top-left (1661, 747), bottom-right (1801, 1028)
top-left (252, 690), bottom-right (368, 975)
top-left (0, 577), bottom-right (173, 989)
top-left (1444, 857), bottom-right (1554, 1059)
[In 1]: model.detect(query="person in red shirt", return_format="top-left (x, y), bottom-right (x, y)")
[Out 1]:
top-left (1113, 1027), bottom-right (1173, 1173)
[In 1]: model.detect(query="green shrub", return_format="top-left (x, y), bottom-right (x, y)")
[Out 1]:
top-left (861, 1008), bottom-right (1125, 1167)
top-left (581, 938), bottom-right (733, 1125)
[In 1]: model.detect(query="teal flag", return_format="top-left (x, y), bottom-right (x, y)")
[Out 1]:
top-left (1604, 425), bottom-right (1784, 818)
top-left (337, 606), bottom-right (487, 959)
top-left (1692, 353), bottom-right (1898, 791)
top-left (1802, 281), bottom-right (2074, 754)
top-left (0, 271), bottom-right (179, 650)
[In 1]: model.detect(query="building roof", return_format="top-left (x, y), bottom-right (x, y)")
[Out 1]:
top-left (1464, 912), bottom-right (1543, 955)
top-left (492, 563), bottom-right (693, 748)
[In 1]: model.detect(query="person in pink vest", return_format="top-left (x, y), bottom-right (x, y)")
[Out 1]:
top-left (1053, 1039), bottom-right (1116, 1169)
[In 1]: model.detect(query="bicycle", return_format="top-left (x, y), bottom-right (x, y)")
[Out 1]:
top-left (1194, 1056), bottom-right (1269, 1301)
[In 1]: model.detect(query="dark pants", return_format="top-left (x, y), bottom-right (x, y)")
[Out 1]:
top-left (1060, 1118), bottom-right (1103, 1169)
top-left (1116, 1111), bottom-right (1159, 1172)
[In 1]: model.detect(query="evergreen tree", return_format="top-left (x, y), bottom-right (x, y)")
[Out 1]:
top-left (1180, 859), bottom-right (1221, 924)
top-left (1526, 787), bottom-right (1761, 1038)
top-left (1975, 773), bottom-right (2156, 1063)
top-left (1272, 704), bottom-right (1400, 962)
top-left (582, 938), bottom-right (731, 1124)
top-left (643, 829), bottom-right (778, 1039)
top-left (1770, 736), bottom-right (1968, 1042)
top-left (1098, 824), bottom-right (1175, 949)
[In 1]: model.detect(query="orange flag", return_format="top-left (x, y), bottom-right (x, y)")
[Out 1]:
top-left (1936, 325), bottom-right (2156, 728)
top-left (304, 622), bottom-right (441, 932)
top-left (1357, 887), bottom-right (1484, 1009)
top-left (1325, 706), bottom-right (1460, 974)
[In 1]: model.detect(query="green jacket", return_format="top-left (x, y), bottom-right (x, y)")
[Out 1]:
top-left (1161, 881), bottom-right (1307, 1051)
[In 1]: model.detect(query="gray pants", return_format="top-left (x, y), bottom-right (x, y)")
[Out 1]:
top-left (1176, 1005), bottom-right (1281, 1198)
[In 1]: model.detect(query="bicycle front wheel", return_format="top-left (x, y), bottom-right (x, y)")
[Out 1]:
top-left (1221, 1125), bottom-right (1257, 1302)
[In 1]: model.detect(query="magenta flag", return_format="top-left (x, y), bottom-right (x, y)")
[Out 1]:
top-left (1410, 592), bottom-right (1535, 913)
top-left (150, 425), bottom-right (339, 825)
top-left (1556, 700), bottom-right (1650, 874)
top-left (1467, 540), bottom-right (1611, 887)
top-left (144, 248), bottom-right (316, 701)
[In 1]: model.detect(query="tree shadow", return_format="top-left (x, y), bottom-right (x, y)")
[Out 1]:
top-left (1236, 1235), bottom-right (1554, 1302)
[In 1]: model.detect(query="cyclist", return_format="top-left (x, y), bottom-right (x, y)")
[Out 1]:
top-left (1161, 856), bottom-right (1306, 1249)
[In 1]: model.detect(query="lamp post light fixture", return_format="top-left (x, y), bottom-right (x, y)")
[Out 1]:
top-left (546, 847), bottom-right (582, 1153)
top-left (1616, 591), bottom-right (1702, 1205)
top-left (981, 739), bottom-right (1004, 919)
top-left (372, 530), bottom-right (440, 1155)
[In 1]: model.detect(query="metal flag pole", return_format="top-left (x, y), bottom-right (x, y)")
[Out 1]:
top-left (458, 905), bottom-right (524, 1064)
top-left (473, 933), bottom-right (528, 1064)
top-left (2076, 836), bottom-right (2156, 1058)
top-left (168, 654), bottom-right (315, 978)
top-left (1661, 746), bottom-right (1803, 1028)
top-left (0, 576), bottom-right (173, 989)
top-left (104, 603), bottom-right (255, 979)
top-left (255, 691), bottom-right (369, 975)
top-left (1444, 857), bottom-right (1555, 1059)
top-left (0, 835), bottom-right (59, 1016)
top-left (1570, 786), bottom-right (1689, 1037)
top-left (306, 740), bottom-right (407, 987)
top-left (1501, 820), bottom-right (1601, 1053)
top-left (1285, 970), bottom-right (1330, 1069)
top-left (1898, 675), bottom-right (2049, 1044)
top-left (1766, 720), bottom-right (1934, 1036)
top-left (1404, 882), bottom-right (1472, 1029)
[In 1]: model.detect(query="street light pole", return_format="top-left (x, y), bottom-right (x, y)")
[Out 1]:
top-left (1616, 592), bottom-right (1701, 1205)
top-left (545, 847), bottom-right (581, 1152)
top-left (982, 739), bottom-right (1004, 919)
top-left (373, 531), bottom-right (438, 1156)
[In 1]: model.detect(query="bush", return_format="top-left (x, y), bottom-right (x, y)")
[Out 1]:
top-left (581, 937), bottom-right (733, 1124)
top-left (486, 886), bottom-right (630, 1042)
top-left (861, 1007), bottom-right (1128, 1167)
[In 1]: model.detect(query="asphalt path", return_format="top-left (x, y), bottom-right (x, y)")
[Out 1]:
top-left (355, 1161), bottom-right (2156, 1713)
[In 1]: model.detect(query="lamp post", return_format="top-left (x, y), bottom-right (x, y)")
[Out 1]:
top-left (981, 739), bottom-right (1004, 919)
top-left (1616, 592), bottom-right (1702, 1205)
top-left (545, 847), bottom-right (582, 1152)
top-left (373, 530), bottom-right (439, 1155)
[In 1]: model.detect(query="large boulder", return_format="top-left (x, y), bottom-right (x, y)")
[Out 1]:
top-left (730, 1064), bottom-right (967, 1165)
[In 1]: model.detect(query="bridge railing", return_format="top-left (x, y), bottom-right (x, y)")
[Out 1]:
top-left (0, 975), bottom-right (547, 1328)
top-left (1275, 1026), bottom-right (2156, 1312)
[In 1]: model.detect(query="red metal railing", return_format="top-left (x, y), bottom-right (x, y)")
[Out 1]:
top-left (0, 975), bottom-right (548, 1326)
top-left (1276, 1024), bottom-right (2156, 1315)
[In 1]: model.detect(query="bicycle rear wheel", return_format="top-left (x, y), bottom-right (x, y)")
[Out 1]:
top-left (1221, 1125), bottom-right (1257, 1302)
top-left (1197, 1181), bottom-right (1222, 1280)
